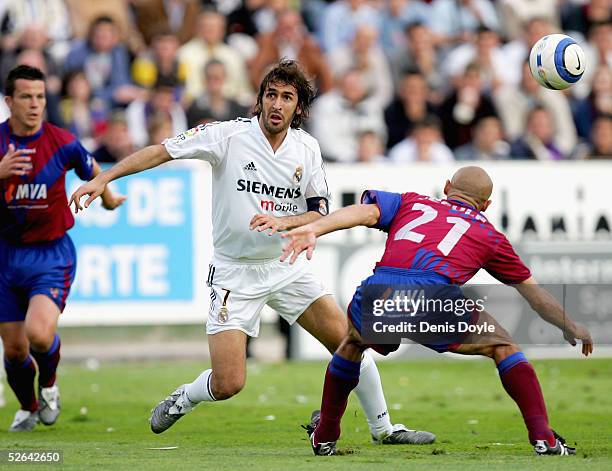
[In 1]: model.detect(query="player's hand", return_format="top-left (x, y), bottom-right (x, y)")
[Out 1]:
top-left (249, 214), bottom-right (286, 236)
top-left (280, 225), bottom-right (317, 264)
top-left (69, 177), bottom-right (107, 213)
top-left (0, 144), bottom-right (35, 179)
top-left (101, 191), bottom-right (127, 211)
top-left (563, 323), bottom-right (593, 357)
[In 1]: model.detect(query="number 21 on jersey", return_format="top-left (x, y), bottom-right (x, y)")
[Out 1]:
top-left (394, 203), bottom-right (470, 256)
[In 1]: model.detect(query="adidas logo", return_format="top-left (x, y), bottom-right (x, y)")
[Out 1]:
top-left (243, 162), bottom-right (257, 171)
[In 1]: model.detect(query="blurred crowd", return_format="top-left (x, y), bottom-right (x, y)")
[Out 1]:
top-left (0, 0), bottom-right (610, 162)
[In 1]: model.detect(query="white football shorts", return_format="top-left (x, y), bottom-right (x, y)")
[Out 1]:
top-left (206, 255), bottom-right (330, 337)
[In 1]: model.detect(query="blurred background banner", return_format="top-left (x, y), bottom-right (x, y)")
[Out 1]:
top-left (61, 163), bottom-right (211, 325)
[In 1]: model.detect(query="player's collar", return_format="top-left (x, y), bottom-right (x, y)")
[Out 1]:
top-left (6, 120), bottom-right (44, 143)
top-left (447, 198), bottom-right (477, 211)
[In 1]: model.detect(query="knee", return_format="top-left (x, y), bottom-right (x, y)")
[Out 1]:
top-left (492, 343), bottom-right (521, 364)
top-left (336, 334), bottom-right (365, 362)
top-left (24, 320), bottom-right (55, 351)
top-left (211, 375), bottom-right (245, 400)
top-left (27, 333), bottom-right (54, 351)
top-left (3, 343), bottom-right (29, 363)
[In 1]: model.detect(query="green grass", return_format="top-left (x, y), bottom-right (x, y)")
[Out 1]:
top-left (1, 359), bottom-right (611, 470)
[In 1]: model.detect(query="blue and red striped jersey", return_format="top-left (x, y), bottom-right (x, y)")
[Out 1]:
top-left (0, 120), bottom-right (94, 243)
top-left (362, 190), bottom-right (531, 285)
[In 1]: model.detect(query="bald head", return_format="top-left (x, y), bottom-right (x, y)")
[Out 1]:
top-left (445, 166), bottom-right (493, 211)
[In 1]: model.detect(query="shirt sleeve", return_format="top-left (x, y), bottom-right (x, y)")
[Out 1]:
top-left (484, 235), bottom-right (532, 284)
top-left (68, 140), bottom-right (94, 181)
top-left (360, 190), bottom-right (402, 231)
top-left (163, 121), bottom-right (231, 167)
top-left (304, 140), bottom-right (330, 200)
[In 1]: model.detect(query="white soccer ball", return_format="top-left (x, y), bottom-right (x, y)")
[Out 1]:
top-left (529, 34), bottom-right (586, 90)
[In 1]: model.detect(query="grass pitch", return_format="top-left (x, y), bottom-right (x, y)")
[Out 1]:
top-left (1, 358), bottom-right (610, 470)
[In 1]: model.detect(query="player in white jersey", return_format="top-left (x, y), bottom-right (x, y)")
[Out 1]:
top-left (69, 60), bottom-right (435, 445)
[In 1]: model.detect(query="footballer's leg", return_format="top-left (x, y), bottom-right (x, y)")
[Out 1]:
top-left (453, 311), bottom-right (574, 455)
top-left (305, 320), bottom-right (365, 455)
top-left (150, 330), bottom-right (247, 434)
top-left (25, 295), bottom-right (62, 426)
top-left (0, 321), bottom-right (39, 432)
top-left (297, 294), bottom-right (435, 445)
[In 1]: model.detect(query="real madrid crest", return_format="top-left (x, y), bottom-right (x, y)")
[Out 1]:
top-left (218, 306), bottom-right (229, 323)
top-left (293, 165), bottom-right (303, 185)
top-left (219, 289), bottom-right (231, 323)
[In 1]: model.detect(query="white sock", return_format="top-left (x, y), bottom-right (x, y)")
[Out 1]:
top-left (184, 369), bottom-right (216, 404)
top-left (354, 351), bottom-right (393, 438)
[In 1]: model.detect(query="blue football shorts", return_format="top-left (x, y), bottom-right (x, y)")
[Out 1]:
top-left (0, 234), bottom-right (76, 322)
top-left (348, 266), bottom-right (478, 355)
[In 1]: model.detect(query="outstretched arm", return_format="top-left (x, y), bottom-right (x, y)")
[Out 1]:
top-left (90, 159), bottom-right (127, 210)
top-left (280, 204), bottom-right (380, 264)
top-left (250, 211), bottom-right (323, 235)
top-left (70, 144), bottom-right (171, 212)
top-left (515, 277), bottom-right (593, 356)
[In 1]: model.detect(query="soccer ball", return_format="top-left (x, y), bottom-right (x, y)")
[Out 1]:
top-left (528, 34), bottom-right (586, 90)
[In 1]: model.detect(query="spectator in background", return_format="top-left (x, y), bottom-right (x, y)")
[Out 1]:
top-left (147, 112), bottom-right (175, 146)
top-left (318, 0), bottom-right (381, 52)
top-left (65, 16), bottom-right (144, 107)
top-left (186, 60), bottom-right (251, 127)
top-left (132, 28), bottom-right (187, 91)
top-left (454, 116), bottom-right (510, 160)
top-left (495, 61), bottom-right (577, 156)
top-left (390, 22), bottom-right (445, 102)
top-left (388, 115), bottom-right (455, 163)
top-left (64, 0), bottom-right (145, 54)
top-left (125, 77), bottom-right (187, 148)
top-left (577, 21), bottom-right (612, 100)
top-left (584, 114), bottom-right (612, 159)
top-left (179, 9), bottom-right (252, 102)
top-left (503, 17), bottom-right (556, 83)
top-left (327, 24), bottom-right (394, 108)
top-left (357, 130), bottom-right (387, 163)
top-left (444, 27), bottom-right (514, 92)
top-left (379, 0), bottom-right (432, 56)
top-left (310, 69), bottom-right (385, 162)
top-left (226, 0), bottom-right (265, 37)
top-left (1, 0), bottom-right (72, 61)
top-left (429, 0), bottom-right (500, 47)
top-left (251, 0), bottom-right (291, 34)
top-left (562, 0), bottom-right (611, 39)
top-left (249, 9), bottom-right (333, 94)
top-left (59, 71), bottom-right (108, 151)
top-left (384, 71), bottom-right (436, 149)
top-left (131, 0), bottom-right (200, 45)
top-left (0, 24), bottom-right (62, 97)
top-left (499, 0), bottom-right (559, 41)
top-left (438, 62), bottom-right (497, 149)
top-left (510, 106), bottom-right (569, 160)
top-left (92, 112), bottom-right (135, 163)
top-left (573, 66), bottom-right (612, 139)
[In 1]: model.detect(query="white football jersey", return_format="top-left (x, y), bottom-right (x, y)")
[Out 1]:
top-left (164, 117), bottom-right (330, 261)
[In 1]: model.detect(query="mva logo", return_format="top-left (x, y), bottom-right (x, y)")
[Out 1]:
top-left (10, 183), bottom-right (48, 200)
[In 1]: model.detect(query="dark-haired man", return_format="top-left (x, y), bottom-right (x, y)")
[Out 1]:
top-left (70, 60), bottom-right (435, 444)
top-left (0, 65), bottom-right (125, 432)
